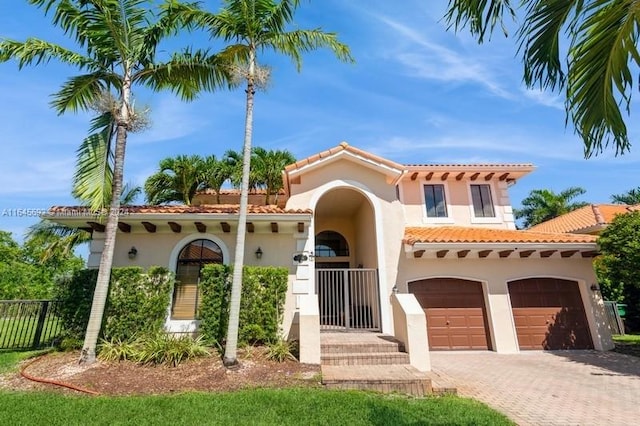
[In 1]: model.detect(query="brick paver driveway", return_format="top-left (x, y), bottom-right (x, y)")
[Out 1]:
top-left (431, 351), bottom-right (640, 426)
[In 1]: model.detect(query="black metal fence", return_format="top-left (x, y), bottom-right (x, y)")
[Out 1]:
top-left (0, 300), bottom-right (63, 350)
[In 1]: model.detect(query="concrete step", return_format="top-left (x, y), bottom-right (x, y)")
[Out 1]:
top-left (321, 351), bottom-right (410, 366)
top-left (320, 333), bottom-right (405, 354)
top-left (322, 364), bottom-right (432, 397)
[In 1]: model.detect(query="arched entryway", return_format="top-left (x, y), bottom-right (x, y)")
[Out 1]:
top-left (314, 188), bottom-right (381, 331)
top-left (172, 239), bottom-right (223, 320)
top-left (409, 278), bottom-right (492, 350)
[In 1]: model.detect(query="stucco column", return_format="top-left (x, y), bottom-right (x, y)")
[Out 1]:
top-left (485, 280), bottom-right (520, 353)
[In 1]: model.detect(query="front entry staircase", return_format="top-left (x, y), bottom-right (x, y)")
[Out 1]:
top-left (320, 332), bottom-right (436, 396)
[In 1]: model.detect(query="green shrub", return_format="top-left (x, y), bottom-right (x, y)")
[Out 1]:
top-left (104, 267), bottom-right (173, 341)
top-left (266, 338), bottom-right (297, 362)
top-left (98, 338), bottom-right (138, 362)
top-left (56, 267), bottom-right (174, 341)
top-left (55, 269), bottom-right (98, 339)
top-left (199, 265), bottom-right (288, 346)
top-left (135, 333), bottom-right (210, 367)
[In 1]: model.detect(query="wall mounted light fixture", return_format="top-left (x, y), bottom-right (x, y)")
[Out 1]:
top-left (255, 247), bottom-right (263, 259)
top-left (590, 283), bottom-right (600, 292)
top-left (128, 246), bottom-right (138, 259)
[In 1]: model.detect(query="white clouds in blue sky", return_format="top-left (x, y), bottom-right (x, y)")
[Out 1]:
top-left (1, 0), bottom-right (639, 241)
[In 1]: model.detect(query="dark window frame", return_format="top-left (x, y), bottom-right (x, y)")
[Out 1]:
top-left (424, 184), bottom-right (448, 218)
top-left (470, 184), bottom-right (496, 218)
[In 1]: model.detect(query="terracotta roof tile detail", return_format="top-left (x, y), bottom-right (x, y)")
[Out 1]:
top-left (47, 205), bottom-right (312, 216)
top-left (529, 204), bottom-right (639, 234)
top-left (403, 226), bottom-right (597, 245)
top-left (284, 142), bottom-right (404, 173)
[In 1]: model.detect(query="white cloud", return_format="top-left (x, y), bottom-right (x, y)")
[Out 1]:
top-left (373, 16), bottom-right (513, 99)
top-left (522, 88), bottom-right (564, 110)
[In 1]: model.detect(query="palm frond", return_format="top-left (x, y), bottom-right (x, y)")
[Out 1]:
top-left (135, 49), bottom-right (233, 100)
top-left (72, 115), bottom-right (115, 211)
top-left (51, 72), bottom-right (116, 114)
top-left (445, 0), bottom-right (516, 42)
top-left (518, 0), bottom-right (581, 90)
top-left (267, 29), bottom-right (353, 71)
top-left (0, 38), bottom-right (94, 69)
top-left (567, 0), bottom-right (639, 157)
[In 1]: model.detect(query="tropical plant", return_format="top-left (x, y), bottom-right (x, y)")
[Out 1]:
top-left (169, 0), bottom-right (353, 365)
top-left (0, 0), bottom-right (231, 363)
top-left (611, 187), bottom-right (640, 205)
top-left (445, 1), bottom-right (640, 157)
top-left (0, 230), bottom-right (83, 300)
top-left (145, 154), bottom-right (207, 205)
top-left (252, 147), bottom-right (295, 204)
top-left (201, 154), bottom-right (233, 204)
top-left (515, 186), bottom-right (589, 228)
top-left (598, 210), bottom-right (640, 331)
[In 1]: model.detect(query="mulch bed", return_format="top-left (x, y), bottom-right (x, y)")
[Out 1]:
top-left (1, 348), bottom-right (321, 396)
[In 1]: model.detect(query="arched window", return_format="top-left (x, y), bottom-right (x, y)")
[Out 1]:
top-left (315, 231), bottom-right (349, 257)
top-left (172, 239), bottom-right (223, 320)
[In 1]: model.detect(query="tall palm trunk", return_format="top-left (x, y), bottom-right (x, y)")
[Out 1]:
top-left (80, 77), bottom-right (131, 363)
top-left (224, 48), bottom-right (256, 366)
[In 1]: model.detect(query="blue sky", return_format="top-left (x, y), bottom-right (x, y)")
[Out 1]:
top-left (1, 0), bottom-right (639, 242)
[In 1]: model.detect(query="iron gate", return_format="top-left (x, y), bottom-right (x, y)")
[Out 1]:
top-left (315, 268), bottom-right (381, 331)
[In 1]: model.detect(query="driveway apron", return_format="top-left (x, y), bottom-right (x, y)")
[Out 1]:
top-left (431, 351), bottom-right (640, 426)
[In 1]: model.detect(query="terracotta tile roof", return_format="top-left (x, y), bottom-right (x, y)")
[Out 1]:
top-left (284, 141), bottom-right (404, 173)
top-left (529, 204), bottom-right (640, 234)
top-left (406, 163), bottom-right (534, 169)
top-left (403, 226), bottom-right (597, 245)
top-left (47, 204), bottom-right (312, 216)
top-left (197, 189), bottom-right (286, 195)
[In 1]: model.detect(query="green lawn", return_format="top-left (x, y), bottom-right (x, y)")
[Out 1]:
top-left (0, 317), bottom-right (62, 349)
top-left (0, 349), bottom-right (49, 373)
top-left (613, 334), bottom-right (640, 344)
top-left (0, 389), bottom-right (513, 425)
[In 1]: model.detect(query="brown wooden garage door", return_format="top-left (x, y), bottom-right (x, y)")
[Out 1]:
top-left (409, 278), bottom-right (491, 350)
top-left (509, 278), bottom-right (593, 350)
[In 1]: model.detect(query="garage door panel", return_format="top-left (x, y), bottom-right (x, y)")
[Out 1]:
top-left (509, 278), bottom-right (593, 350)
top-left (410, 279), bottom-right (491, 351)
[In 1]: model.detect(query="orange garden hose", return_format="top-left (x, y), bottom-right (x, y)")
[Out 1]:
top-left (19, 354), bottom-right (100, 396)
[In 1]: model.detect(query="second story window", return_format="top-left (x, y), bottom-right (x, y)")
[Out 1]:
top-left (424, 184), bottom-right (448, 218)
top-left (471, 184), bottom-right (495, 217)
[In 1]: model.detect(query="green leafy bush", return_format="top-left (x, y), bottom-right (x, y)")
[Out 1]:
top-left (104, 267), bottom-right (173, 341)
top-left (199, 265), bottom-right (288, 346)
top-left (56, 267), bottom-right (174, 341)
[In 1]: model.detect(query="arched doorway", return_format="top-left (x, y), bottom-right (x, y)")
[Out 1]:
top-left (172, 239), bottom-right (223, 320)
top-left (314, 188), bottom-right (381, 331)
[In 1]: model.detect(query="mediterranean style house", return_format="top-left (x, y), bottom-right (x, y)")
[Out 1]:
top-left (46, 142), bottom-right (613, 371)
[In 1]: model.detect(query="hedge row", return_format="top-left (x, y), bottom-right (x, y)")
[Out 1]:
top-left (56, 265), bottom-right (289, 346)
top-left (55, 267), bottom-right (173, 341)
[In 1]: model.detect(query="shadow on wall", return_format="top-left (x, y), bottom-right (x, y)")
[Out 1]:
top-left (542, 307), bottom-right (593, 350)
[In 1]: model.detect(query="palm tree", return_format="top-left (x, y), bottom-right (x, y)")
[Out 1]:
top-left (171, 0), bottom-right (353, 366)
top-left (252, 147), bottom-right (295, 204)
top-left (1, 0), bottom-right (231, 363)
top-left (202, 154), bottom-right (233, 204)
top-left (145, 155), bottom-right (206, 205)
top-left (445, 1), bottom-right (640, 157)
top-left (611, 187), bottom-right (640, 205)
top-left (515, 186), bottom-right (589, 228)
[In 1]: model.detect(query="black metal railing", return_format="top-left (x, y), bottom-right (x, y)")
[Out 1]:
top-left (316, 269), bottom-right (381, 332)
top-left (0, 300), bottom-right (63, 350)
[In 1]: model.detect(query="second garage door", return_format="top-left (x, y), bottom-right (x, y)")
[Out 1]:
top-left (509, 278), bottom-right (593, 350)
top-left (409, 278), bottom-right (491, 350)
